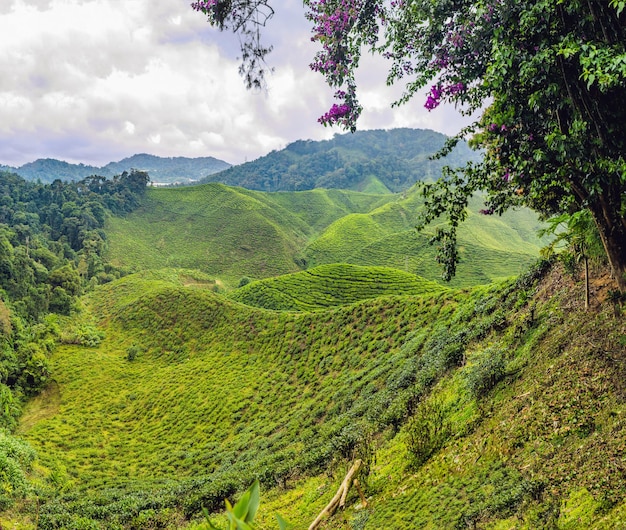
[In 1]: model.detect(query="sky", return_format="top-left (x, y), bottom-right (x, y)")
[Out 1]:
top-left (0, 0), bottom-right (473, 168)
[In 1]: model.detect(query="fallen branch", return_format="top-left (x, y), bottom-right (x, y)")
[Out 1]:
top-left (309, 459), bottom-right (364, 530)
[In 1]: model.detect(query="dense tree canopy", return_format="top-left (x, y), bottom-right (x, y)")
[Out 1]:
top-left (0, 169), bottom-right (149, 428)
top-left (192, 0), bottom-right (626, 290)
top-left (200, 128), bottom-right (478, 192)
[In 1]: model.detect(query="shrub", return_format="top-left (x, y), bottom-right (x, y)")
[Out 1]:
top-left (0, 432), bottom-right (36, 510)
top-left (126, 345), bottom-right (141, 362)
top-left (405, 398), bottom-right (449, 469)
top-left (462, 346), bottom-right (506, 399)
top-left (238, 276), bottom-right (252, 288)
top-left (59, 324), bottom-right (105, 347)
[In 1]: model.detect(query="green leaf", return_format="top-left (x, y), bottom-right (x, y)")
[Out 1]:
top-left (226, 511), bottom-right (254, 530)
top-left (232, 489), bottom-right (251, 520)
top-left (276, 514), bottom-right (294, 530)
top-left (202, 508), bottom-right (225, 530)
top-left (245, 480), bottom-right (261, 522)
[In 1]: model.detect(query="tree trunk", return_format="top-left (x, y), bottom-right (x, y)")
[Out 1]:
top-left (589, 194), bottom-right (626, 293)
top-left (309, 460), bottom-right (363, 530)
top-left (584, 254), bottom-right (590, 310)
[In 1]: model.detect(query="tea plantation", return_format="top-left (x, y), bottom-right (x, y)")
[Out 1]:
top-left (11, 261), bottom-right (626, 529)
top-left (4, 181), bottom-right (625, 529)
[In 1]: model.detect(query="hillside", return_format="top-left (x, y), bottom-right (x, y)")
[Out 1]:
top-left (105, 183), bottom-right (544, 288)
top-left (14, 263), bottom-right (626, 529)
top-left (5, 154), bottom-right (231, 184)
top-left (228, 263), bottom-right (447, 310)
top-left (201, 128), bottom-right (480, 192)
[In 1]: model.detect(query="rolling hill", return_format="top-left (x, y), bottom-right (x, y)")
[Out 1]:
top-left (227, 263), bottom-right (447, 311)
top-left (105, 183), bottom-right (545, 288)
top-left (11, 128), bottom-right (624, 530)
top-left (15, 264), bottom-right (626, 529)
top-left (201, 128), bottom-right (481, 192)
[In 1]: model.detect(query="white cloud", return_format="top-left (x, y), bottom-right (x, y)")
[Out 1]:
top-left (0, 0), bottom-right (472, 167)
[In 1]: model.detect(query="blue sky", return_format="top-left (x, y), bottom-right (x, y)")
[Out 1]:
top-left (0, 0), bottom-right (473, 167)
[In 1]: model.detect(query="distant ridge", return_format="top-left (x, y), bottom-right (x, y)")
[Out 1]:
top-left (201, 128), bottom-right (481, 192)
top-left (3, 128), bottom-right (479, 189)
top-left (3, 154), bottom-right (232, 184)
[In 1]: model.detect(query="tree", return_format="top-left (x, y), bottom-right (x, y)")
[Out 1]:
top-left (192, 0), bottom-right (626, 291)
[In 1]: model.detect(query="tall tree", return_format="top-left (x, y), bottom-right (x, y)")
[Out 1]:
top-left (192, 0), bottom-right (626, 290)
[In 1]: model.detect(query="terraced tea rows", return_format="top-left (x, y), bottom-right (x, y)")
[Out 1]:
top-left (106, 183), bottom-right (544, 288)
top-left (20, 269), bottom-right (465, 527)
top-left (228, 263), bottom-right (446, 310)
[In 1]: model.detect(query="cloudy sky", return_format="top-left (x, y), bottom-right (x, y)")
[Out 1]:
top-left (0, 0), bottom-right (472, 167)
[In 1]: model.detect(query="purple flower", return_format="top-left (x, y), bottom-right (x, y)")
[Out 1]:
top-left (318, 103), bottom-right (351, 125)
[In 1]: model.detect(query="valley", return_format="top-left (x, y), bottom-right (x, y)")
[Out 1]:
top-left (0, 129), bottom-right (624, 529)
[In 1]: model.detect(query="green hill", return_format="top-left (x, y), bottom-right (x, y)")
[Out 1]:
top-left (15, 263), bottom-right (626, 529)
top-left (105, 183), bottom-right (544, 288)
top-left (228, 263), bottom-right (447, 310)
top-left (201, 128), bottom-right (480, 192)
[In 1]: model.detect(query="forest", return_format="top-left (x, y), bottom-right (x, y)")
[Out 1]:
top-left (0, 169), bottom-right (148, 431)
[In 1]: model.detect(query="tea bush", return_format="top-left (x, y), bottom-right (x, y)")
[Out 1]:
top-left (405, 398), bottom-right (450, 469)
top-left (462, 346), bottom-right (507, 400)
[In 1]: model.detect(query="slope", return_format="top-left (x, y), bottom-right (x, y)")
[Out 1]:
top-left (228, 263), bottom-right (447, 311)
top-left (15, 263), bottom-right (626, 530)
top-left (105, 183), bottom-right (314, 282)
top-left (105, 183), bottom-right (544, 288)
top-left (201, 128), bottom-right (480, 192)
top-left (18, 268), bottom-right (456, 527)
top-left (303, 192), bottom-right (546, 287)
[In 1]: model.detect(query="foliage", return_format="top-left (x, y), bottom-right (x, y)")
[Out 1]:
top-left (193, 0), bottom-right (626, 290)
top-left (200, 480), bottom-right (292, 530)
top-left (126, 345), bottom-right (140, 362)
top-left (0, 431), bottom-right (36, 510)
top-left (191, 0), bottom-right (274, 90)
top-left (404, 398), bottom-right (450, 469)
top-left (202, 480), bottom-right (261, 530)
top-left (199, 129), bottom-right (478, 192)
top-left (0, 169), bottom-right (149, 320)
top-left (0, 169), bottom-right (148, 431)
top-left (461, 345), bottom-right (507, 400)
top-left (540, 210), bottom-right (606, 266)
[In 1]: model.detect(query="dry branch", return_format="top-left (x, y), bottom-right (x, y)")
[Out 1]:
top-left (308, 459), bottom-right (363, 530)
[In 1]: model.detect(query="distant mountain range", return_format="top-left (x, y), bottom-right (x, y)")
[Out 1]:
top-left (200, 128), bottom-right (481, 193)
top-left (1, 154), bottom-right (232, 185)
top-left (1, 129), bottom-right (480, 190)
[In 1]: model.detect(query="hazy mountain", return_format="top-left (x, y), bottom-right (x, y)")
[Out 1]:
top-left (12, 158), bottom-right (103, 183)
top-left (201, 128), bottom-right (481, 192)
top-left (5, 154), bottom-right (231, 184)
top-left (102, 154), bottom-right (231, 184)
